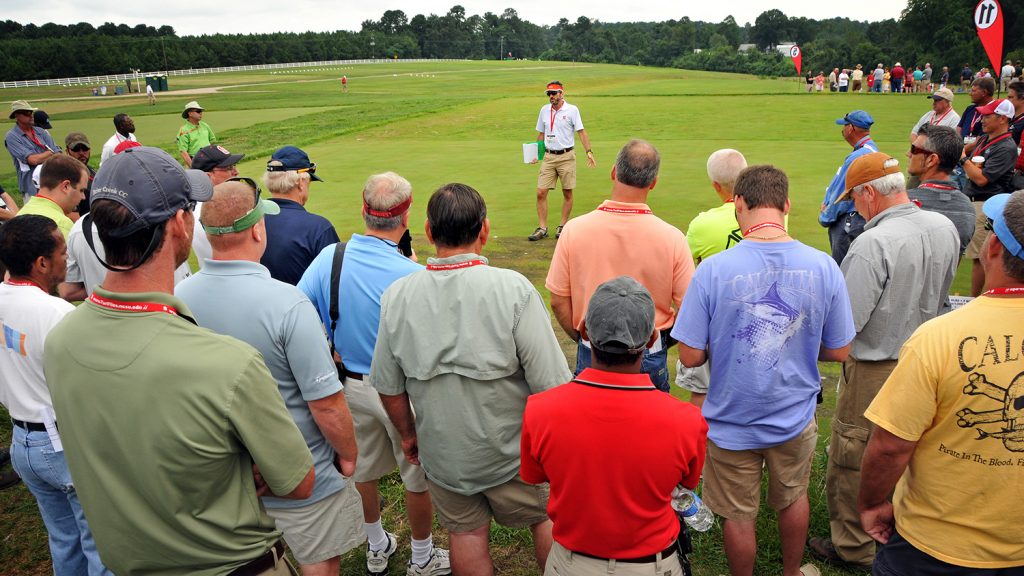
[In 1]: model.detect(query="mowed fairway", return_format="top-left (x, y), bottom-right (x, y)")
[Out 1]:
top-left (0, 61), bottom-right (971, 575)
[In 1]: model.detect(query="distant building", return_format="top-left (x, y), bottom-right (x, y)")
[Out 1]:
top-left (738, 43), bottom-right (757, 53)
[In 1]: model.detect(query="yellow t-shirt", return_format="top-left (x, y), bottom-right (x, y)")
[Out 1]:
top-left (865, 296), bottom-right (1024, 568)
top-left (686, 202), bottom-right (741, 264)
top-left (18, 195), bottom-right (72, 239)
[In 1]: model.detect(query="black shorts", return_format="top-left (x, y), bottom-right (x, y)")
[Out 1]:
top-left (873, 529), bottom-right (1024, 576)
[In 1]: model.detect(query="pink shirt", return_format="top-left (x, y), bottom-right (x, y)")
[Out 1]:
top-left (546, 199), bottom-right (694, 331)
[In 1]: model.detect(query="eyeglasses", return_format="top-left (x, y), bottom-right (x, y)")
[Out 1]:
top-left (909, 144), bottom-right (935, 156)
top-left (186, 200), bottom-right (197, 212)
top-left (985, 218), bottom-right (994, 231)
top-left (546, 91), bottom-right (561, 96)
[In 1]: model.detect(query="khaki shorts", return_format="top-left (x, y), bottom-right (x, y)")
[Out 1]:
top-left (427, 474), bottom-right (549, 533)
top-left (964, 200), bottom-right (991, 260)
top-left (544, 541), bottom-right (684, 576)
top-left (675, 360), bottom-right (710, 394)
top-left (344, 377), bottom-right (427, 491)
top-left (702, 419), bottom-right (818, 521)
top-left (538, 149), bottom-right (577, 191)
top-left (264, 483), bottom-right (365, 565)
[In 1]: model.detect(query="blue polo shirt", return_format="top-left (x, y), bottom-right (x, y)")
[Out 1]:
top-left (261, 198), bottom-right (340, 285)
top-left (820, 135), bottom-right (877, 226)
top-left (298, 234), bottom-right (423, 375)
top-left (175, 259), bottom-right (345, 508)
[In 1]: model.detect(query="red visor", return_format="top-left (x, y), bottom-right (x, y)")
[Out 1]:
top-left (364, 196), bottom-right (412, 218)
top-left (546, 83), bottom-right (563, 92)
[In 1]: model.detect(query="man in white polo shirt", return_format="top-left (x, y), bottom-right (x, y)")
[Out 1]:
top-left (528, 80), bottom-right (596, 241)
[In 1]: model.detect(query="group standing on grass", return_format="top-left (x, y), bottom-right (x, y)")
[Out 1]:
top-left (1, 77), bottom-right (1024, 576)
top-left (811, 60), bottom-right (1024, 95)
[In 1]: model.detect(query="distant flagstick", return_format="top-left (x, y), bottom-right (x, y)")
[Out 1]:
top-left (975, 0), bottom-right (1004, 96)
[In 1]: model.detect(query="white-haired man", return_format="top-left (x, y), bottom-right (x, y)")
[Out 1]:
top-left (809, 152), bottom-right (959, 572)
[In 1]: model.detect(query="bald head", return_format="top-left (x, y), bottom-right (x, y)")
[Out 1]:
top-left (202, 181), bottom-right (264, 255)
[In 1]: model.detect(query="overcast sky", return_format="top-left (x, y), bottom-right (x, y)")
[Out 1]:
top-left (7, 1), bottom-right (908, 36)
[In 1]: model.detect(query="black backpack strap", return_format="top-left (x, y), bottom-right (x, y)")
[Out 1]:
top-left (328, 241), bottom-right (347, 347)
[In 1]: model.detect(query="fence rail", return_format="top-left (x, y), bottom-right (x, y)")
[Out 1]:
top-left (0, 59), bottom-right (463, 90)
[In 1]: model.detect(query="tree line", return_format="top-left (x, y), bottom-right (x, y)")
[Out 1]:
top-left (0, 1), bottom-right (1019, 82)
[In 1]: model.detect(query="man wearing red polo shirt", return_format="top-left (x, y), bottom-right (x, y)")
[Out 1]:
top-left (522, 276), bottom-right (707, 576)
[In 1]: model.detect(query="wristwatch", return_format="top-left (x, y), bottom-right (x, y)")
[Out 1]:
top-left (958, 156), bottom-right (968, 167)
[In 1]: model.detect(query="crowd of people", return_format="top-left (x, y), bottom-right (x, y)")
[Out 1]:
top-left (1, 77), bottom-right (1023, 576)
top-left (806, 60), bottom-right (1024, 95)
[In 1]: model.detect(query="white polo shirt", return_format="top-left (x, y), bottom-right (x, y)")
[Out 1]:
top-left (0, 282), bottom-right (74, 422)
top-left (536, 101), bottom-right (584, 152)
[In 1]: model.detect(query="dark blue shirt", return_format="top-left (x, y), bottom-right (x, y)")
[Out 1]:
top-left (261, 198), bottom-right (339, 285)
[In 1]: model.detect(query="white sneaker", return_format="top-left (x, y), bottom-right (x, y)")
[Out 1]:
top-left (367, 531), bottom-right (398, 574)
top-left (406, 547), bottom-right (451, 576)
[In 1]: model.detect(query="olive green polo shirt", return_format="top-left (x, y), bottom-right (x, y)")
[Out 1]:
top-left (44, 287), bottom-right (313, 576)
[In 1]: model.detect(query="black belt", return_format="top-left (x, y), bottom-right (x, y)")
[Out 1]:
top-left (573, 541), bottom-right (677, 564)
top-left (343, 368), bottom-right (364, 381)
top-left (548, 147), bottom-right (573, 155)
top-left (12, 419), bottom-right (47, 432)
top-left (228, 541), bottom-right (285, 576)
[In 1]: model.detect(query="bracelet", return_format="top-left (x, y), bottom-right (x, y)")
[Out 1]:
top-left (586, 149), bottom-right (593, 154)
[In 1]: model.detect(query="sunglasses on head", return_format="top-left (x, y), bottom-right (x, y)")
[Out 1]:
top-left (909, 144), bottom-right (935, 156)
top-left (228, 176), bottom-right (263, 202)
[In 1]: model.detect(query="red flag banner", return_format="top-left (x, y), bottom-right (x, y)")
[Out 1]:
top-left (975, 0), bottom-right (1004, 73)
top-left (789, 45), bottom-right (802, 76)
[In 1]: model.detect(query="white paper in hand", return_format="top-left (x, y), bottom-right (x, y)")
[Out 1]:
top-left (523, 142), bottom-right (539, 164)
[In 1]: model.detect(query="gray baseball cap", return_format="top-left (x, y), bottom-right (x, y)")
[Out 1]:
top-left (585, 276), bottom-right (655, 354)
top-left (91, 146), bottom-right (213, 238)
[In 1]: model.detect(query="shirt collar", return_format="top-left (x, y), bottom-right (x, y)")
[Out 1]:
top-left (864, 201), bottom-right (919, 230)
top-left (92, 286), bottom-right (194, 318)
top-left (425, 253), bottom-right (489, 267)
top-left (598, 199), bottom-right (653, 212)
top-left (198, 259), bottom-right (270, 278)
top-left (575, 368), bottom-right (658, 389)
top-left (269, 197), bottom-right (304, 211)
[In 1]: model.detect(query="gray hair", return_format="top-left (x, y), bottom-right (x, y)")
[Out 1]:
top-left (917, 125), bottom-right (963, 173)
top-left (706, 149), bottom-right (748, 192)
top-left (852, 170), bottom-right (905, 197)
top-left (1003, 191), bottom-right (1024, 280)
top-left (262, 163), bottom-right (309, 195)
top-left (614, 139), bottom-right (660, 188)
top-left (363, 172), bottom-right (412, 231)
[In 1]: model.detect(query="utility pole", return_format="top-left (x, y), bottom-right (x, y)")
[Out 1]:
top-left (370, 36), bottom-right (376, 60)
top-left (499, 36), bottom-right (504, 61)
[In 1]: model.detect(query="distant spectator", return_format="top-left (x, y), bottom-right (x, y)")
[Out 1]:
top-left (910, 87), bottom-right (961, 142)
top-left (260, 145), bottom-right (340, 285)
top-left (522, 276), bottom-right (708, 576)
top-left (100, 113), bottom-right (136, 166)
top-left (912, 66), bottom-right (924, 93)
top-left (5, 100), bottom-right (60, 200)
top-left (146, 83), bottom-right (155, 105)
top-left (959, 76), bottom-right (996, 139)
top-left (872, 64), bottom-right (884, 93)
top-left (815, 71), bottom-right (825, 92)
top-left (1002, 59), bottom-right (1017, 92)
top-left (891, 62), bottom-right (906, 93)
top-left (63, 132), bottom-right (95, 215)
top-left (851, 64), bottom-right (864, 92)
top-left (838, 69), bottom-right (850, 92)
top-left (961, 64), bottom-right (974, 92)
top-left (940, 65), bottom-right (950, 88)
top-left (829, 68), bottom-right (839, 92)
top-left (176, 100), bottom-right (216, 167)
top-left (922, 63), bottom-right (933, 92)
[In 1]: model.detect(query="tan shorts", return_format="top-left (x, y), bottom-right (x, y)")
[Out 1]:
top-left (675, 360), bottom-right (709, 394)
top-left (544, 541), bottom-right (684, 576)
top-left (344, 377), bottom-right (427, 491)
top-left (702, 419), bottom-right (818, 521)
top-left (538, 149), bottom-right (577, 191)
top-left (264, 483), bottom-right (365, 565)
top-left (427, 474), bottom-right (549, 533)
top-left (964, 200), bottom-right (991, 260)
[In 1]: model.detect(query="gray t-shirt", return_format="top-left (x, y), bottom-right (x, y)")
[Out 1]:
top-left (371, 253), bottom-right (572, 494)
top-left (907, 179), bottom-right (975, 257)
top-left (964, 134), bottom-right (1018, 200)
top-left (842, 203), bottom-right (959, 360)
top-left (922, 67), bottom-right (933, 82)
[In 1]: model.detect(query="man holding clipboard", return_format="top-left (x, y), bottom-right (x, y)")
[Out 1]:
top-left (528, 81), bottom-right (595, 241)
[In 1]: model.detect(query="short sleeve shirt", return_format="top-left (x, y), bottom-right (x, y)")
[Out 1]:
top-left (261, 198), bottom-right (340, 285)
top-left (536, 101), bottom-right (584, 151)
top-left (911, 108), bottom-right (961, 135)
top-left (17, 195), bottom-right (72, 238)
top-left (963, 133), bottom-right (1018, 200)
top-left (176, 120), bottom-right (216, 156)
top-left (685, 202), bottom-right (742, 263)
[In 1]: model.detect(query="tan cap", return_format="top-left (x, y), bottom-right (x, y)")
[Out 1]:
top-left (836, 152), bottom-right (901, 203)
top-left (929, 87), bottom-right (955, 102)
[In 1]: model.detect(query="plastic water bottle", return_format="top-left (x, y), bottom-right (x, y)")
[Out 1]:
top-left (671, 485), bottom-right (714, 532)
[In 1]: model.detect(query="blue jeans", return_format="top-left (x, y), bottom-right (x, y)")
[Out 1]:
top-left (10, 426), bottom-right (111, 576)
top-left (575, 335), bottom-right (670, 392)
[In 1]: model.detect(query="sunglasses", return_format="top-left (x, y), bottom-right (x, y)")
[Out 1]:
top-left (985, 218), bottom-right (994, 231)
top-left (909, 144), bottom-right (935, 156)
top-left (546, 91), bottom-right (561, 96)
top-left (70, 145), bottom-right (90, 152)
top-left (228, 176), bottom-right (262, 201)
top-left (203, 177), bottom-right (266, 235)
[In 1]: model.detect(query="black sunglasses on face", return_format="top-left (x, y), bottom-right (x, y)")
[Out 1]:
top-left (546, 91), bottom-right (561, 96)
top-left (909, 144), bottom-right (935, 156)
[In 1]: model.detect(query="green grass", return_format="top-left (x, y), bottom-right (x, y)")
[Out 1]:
top-left (0, 60), bottom-right (973, 575)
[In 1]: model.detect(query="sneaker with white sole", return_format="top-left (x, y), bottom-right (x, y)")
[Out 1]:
top-left (407, 547), bottom-right (451, 576)
top-left (367, 531), bottom-right (398, 574)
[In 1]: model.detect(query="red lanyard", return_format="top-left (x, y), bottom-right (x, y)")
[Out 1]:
top-left (23, 128), bottom-right (48, 151)
top-left (931, 108), bottom-right (952, 125)
top-left (983, 287), bottom-right (1024, 296)
top-left (33, 194), bottom-right (61, 210)
top-left (975, 132), bottom-right (1012, 156)
top-left (743, 222), bottom-right (787, 237)
top-left (549, 107), bottom-right (558, 132)
top-left (88, 293), bottom-right (179, 315)
top-left (5, 279), bottom-right (44, 291)
top-left (426, 259), bottom-right (486, 272)
top-left (918, 182), bottom-right (957, 191)
top-left (597, 206), bottom-right (653, 215)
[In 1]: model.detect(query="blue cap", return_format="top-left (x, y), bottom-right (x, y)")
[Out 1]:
top-left (983, 193), bottom-right (1023, 258)
top-left (267, 146), bottom-right (322, 182)
top-left (835, 110), bottom-right (874, 129)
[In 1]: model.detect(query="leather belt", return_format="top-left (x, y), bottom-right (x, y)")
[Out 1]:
top-left (548, 147), bottom-right (573, 155)
top-left (12, 419), bottom-right (47, 432)
top-left (227, 541), bottom-right (285, 576)
top-left (573, 541), bottom-right (677, 564)
top-left (343, 368), bottom-right (365, 381)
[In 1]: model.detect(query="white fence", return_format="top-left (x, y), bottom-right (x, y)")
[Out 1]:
top-left (0, 58), bottom-right (464, 89)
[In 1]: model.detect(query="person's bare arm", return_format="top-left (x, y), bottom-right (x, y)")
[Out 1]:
top-left (961, 157), bottom-right (989, 186)
top-left (308, 390), bottom-right (358, 477)
top-left (678, 343), bottom-right (707, 368)
top-left (0, 193), bottom-right (18, 222)
top-left (58, 282), bottom-right (87, 302)
top-left (858, 427), bottom-right (917, 544)
top-left (819, 343), bottom-right (851, 362)
top-left (26, 149), bottom-right (56, 166)
top-left (254, 465), bottom-right (315, 499)
top-left (379, 392), bottom-right (420, 465)
top-left (549, 293), bottom-right (578, 342)
top-left (577, 129), bottom-right (596, 167)
top-left (180, 150), bottom-right (192, 168)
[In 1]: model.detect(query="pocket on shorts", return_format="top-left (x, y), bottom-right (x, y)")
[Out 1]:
top-left (831, 419), bottom-right (869, 471)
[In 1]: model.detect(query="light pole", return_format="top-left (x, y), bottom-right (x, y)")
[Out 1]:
top-left (499, 36), bottom-right (504, 61)
top-left (370, 36), bottom-right (376, 60)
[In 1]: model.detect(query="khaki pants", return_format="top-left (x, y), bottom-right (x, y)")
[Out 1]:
top-left (544, 541), bottom-right (684, 576)
top-left (825, 357), bottom-right (897, 567)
